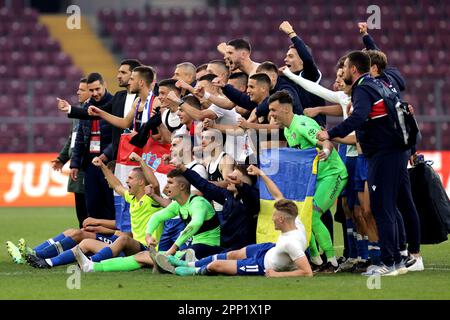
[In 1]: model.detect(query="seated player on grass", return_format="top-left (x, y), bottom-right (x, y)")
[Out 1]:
top-left (22, 153), bottom-right (163, 269)
top-left (6, 217), bottom-right (118, 265)
top-left (6, 161), bottom-right (125, 265)
top-left (152, 165), bottom-right (313, 278)
top-left (74, 168), bottom-right (223, 273)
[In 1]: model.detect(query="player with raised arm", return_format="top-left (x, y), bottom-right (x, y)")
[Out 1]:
top-left (155, 165), bottom-right (312, 278)
top-left (268, 90), bottom-right (348, 272)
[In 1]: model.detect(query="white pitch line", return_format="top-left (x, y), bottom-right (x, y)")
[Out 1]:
top-left (425, 267), bottom-right (450, 271)
top-left (0, 270), bottom-right (68, 276)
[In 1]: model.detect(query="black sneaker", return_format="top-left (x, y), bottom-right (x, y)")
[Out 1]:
top-left (402, 255), bottom-right (417, 268)
top-left (316, 261), bottom-right (339, 274)
top-left (26, 254), bottom-right (51, 269)
top-left (311, 263), bottom-right (322, 273)
top-left (337, 256), bottom-right (347, 265)
top-left (351, 260), bottom-right (372, 273)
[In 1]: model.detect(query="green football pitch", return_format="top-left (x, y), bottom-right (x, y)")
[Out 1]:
top-left (1, 207), bottom-right (449, 300)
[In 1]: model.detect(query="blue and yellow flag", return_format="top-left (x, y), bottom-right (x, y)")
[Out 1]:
top-left (257, 147), bottom-right (318, 244)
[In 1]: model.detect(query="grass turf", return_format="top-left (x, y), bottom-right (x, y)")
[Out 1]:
top-left (1, 207), bottom-right (449, 300)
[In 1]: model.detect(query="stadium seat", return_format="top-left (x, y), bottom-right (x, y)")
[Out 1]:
top-left (0, 3), bottom-right (447, 152)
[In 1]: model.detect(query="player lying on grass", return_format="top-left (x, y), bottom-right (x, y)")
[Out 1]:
top-left (151, 165), bottom-right (313, 277)
top-left (74, 168), bottom-right (223, 273)
top-left (17, 153), bottom-right (163, 268)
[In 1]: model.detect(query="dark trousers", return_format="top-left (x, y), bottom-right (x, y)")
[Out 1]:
top-left (321, 210), bottom-right (334, 242)
top-left (367, 152), bottom-right (404, 266)
top-left (159, 218), bottom-right (188, 251)
top-left (397, 151), bottom-right (421, 254)
top-left (84, 162), bottom-right (115, 220)
top-left (334, 196), bottom-right (349, 258)
top-left (396, 208), bottom-right (407, 252)
top-left (74, 192), bottom-right (88, 228)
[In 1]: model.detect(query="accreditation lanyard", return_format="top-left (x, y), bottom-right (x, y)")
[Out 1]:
top-left (133, 91), bottom-right (155, 131)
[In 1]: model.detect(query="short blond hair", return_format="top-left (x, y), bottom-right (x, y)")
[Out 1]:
top-left (274, 199), bottom-right (298, 219)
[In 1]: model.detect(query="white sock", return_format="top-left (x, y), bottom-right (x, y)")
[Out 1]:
top-left (311, 256), bottom-right (323, 266)
top-left (400, 250), bottom-right (408, 257)
top-left (328, 256), bottom-right (338, 267)
top-left (87, 262), bottom-right (94, 272)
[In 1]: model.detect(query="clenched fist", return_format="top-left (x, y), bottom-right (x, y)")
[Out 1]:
top-left (279, 21), bottom-right (295, 36)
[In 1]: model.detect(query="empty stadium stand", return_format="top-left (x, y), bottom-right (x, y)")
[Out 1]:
top-left (0, 0), bottom-right (448, 151)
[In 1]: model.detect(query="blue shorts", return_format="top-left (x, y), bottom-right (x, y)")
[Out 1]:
top-left (114, 196), bottom-right (131, 233)
top-left (338, 144), bottom-right (347, 163)
top-left (158, 218), bottom-right (189, 251)
top-left (236, 243), bottom-right (276, 276)
top-left (95, 234), bottom-right (118, 245)
top-left (354, 154), bottom-right (368, 192)
top-left (341, 156), bottom-right (357, 209)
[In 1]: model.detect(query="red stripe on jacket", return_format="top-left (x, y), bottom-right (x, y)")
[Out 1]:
top-left (369, 99), bottom-right (387, 119)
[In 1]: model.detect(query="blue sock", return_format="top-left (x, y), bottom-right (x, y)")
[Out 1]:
top-left (368, 241), bottom-right (381, 265)
top-left (198, 264), bottom-right (210, 275)
top-left (33, 233), bottom-right (66, 251)
top-left (356, 234), bottom-right (369, 261)
top-left (35, 237), bottom-right (77, 259)
top-left (60, 237), bottom-right (78, 250)
top-left (48, 250), bottom-right (75, 267)
top-left (346, 219), bottom-right (358, 259)
top-left (194, 253), bottom-right (227, 268)
top-left (90, 247), bottom-right (113, 262)
top-left (36, 245), bottom-right (58, 259)
top-left (194, 256), bottom-right (214, 267)
top-left (363, 236), bottom-right (370, 260)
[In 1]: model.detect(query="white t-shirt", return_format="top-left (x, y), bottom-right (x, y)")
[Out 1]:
top-left (124, 93), bottom-right (137, 117)
top-left (172, 123), bottom-right (203, 163)
top-left (208, 103), bottom-right (239, 126)
top-left (187, 160), bottom-right (207, 193)
top-left (208, 104), bottom-right (247, 161)
top-left (263, 228), bottom-right (307, 272)
top-left (206, 152), bottom-right (226, 212)
top-left (161, 109), bottom-right (182, 132)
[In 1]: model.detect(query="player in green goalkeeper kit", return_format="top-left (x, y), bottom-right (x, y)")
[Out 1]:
top-left (268, 90), bottom-right (348, 272)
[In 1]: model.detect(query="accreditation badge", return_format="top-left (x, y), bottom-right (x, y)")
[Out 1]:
top-left (89, 135), bottom-right (101, 153)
